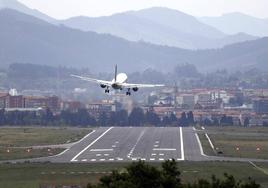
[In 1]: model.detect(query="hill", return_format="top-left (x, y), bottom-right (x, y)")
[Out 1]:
top-left (61, 7), bottom-right (257, 49)
top-left (0, 9), bottom-right (268, 73)
top-left (0, 0), bottom-right (56, 23)
top-left (199, 13), bottom-right (268, 37)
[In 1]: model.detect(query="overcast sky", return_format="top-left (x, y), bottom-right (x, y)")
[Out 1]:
top-left (18, 0), bottom-right (268, 19)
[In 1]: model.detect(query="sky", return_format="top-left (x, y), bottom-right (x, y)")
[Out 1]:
top-left (18, 0), bottom-right (268, 19)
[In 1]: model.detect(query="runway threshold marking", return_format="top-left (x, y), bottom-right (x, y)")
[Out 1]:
top-left (71, 127), bottom-right (114, 162)
top-left (153, 148), bottom-right (176, 151)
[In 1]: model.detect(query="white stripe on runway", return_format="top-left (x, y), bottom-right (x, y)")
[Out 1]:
top-left (153, 148), bottom-right (176, 151)
top-left (71, 127), bottom-right (114, 162)
top-left (195, 130), bottom-right (207, 157)
top-left (180, 127), bottom-right (185, 160)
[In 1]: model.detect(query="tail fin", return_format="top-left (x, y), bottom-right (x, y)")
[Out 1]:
top-left (114, 64), bottom-right (118, 82)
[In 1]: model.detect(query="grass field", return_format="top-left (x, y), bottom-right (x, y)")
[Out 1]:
top-left (0, 161), bottom-right (268, 188)
top-left (0, 127), bottom-right (91, 147)
top-left (0, 148), bottom-right (64, 161)
top-left (0, 127), bottom-right (91, 160)
top-left (197, 133), bottom-right (215, 156)
top-left (199, 126), bottom-right (268, 159)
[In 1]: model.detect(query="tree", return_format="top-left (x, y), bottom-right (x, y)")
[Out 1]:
top-left (116, 110), bottom-right (128, 127)
top-left (0, 109), bottom-right (5, 125)
top-left (161, 159), bottom-right (182, 188)
top-left (170, 113), bottom-right (178, 126)
top-left (179, 112), bottom-right (188, 126)
top-left (244, 117), bottom-right (250, 127)
top-left (145, 111), bottom-right (160, 126)
top-left (212, 117), bottom-right (220, 126)
top-left (89, 161), bottom-right (260, 188)
top-left (41, 108), bottom-right (54, 126)
top-left (203, 118), bottom-right (213, 126)
top-left (220, 115), bottom-right (233, 126)
top-left (187, 111), bottom-right (194, 125)
top-left (162, 116), bottom-right (171, 126)
top-left (127, 161), bottom-right (162, 188)
top-left (128, 108), bottom-right (144, 127)
top-left (98, 112), bottom-right (108, 127)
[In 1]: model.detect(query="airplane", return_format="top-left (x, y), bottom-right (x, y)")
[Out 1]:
top-left (71, 65), bottom-right (164, 96)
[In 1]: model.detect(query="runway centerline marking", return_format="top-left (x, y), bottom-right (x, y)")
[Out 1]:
top-left (70, 127), bottom-right (114, 162)
top-left (90, 149), bottom-right (113, 152)
top-left (127, 128), bottom-right (146, 158)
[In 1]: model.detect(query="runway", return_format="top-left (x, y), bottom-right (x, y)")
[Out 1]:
top-left (48, 126), bottom-right (215, 163)
top-left (5, 126), bottom-right (268, 163)
top-left (54, 127), bottom-right (185, 163)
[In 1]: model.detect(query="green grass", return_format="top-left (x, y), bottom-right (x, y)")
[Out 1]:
top-left (0, 127), bottom-right (91, 147)
top-left (206, 126), bottom-right (268, 134)
top-left (0, 162), bottom-right (268, 188)
top-left (0, 127), bottom-right (91, 160)
top-left (197, 133), bottom-right (215, 156)
top-left (0, 148), bottom-right (64, 161)
top-left (199, 126), bottom-right (268, 159)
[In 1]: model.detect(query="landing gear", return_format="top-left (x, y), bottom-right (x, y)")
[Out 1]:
top-left (105, 87), bottom-right (110, 93)
top-left (126, 88), bottom-right (131, 96)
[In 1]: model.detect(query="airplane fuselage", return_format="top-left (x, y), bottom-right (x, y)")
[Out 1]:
top-left (111, 73), bottom-right (128, 90)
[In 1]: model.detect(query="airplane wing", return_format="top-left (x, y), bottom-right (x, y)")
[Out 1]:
top-left (71, 75), bottom-right (113, 86)
top-left (121, 83), bottom-right (165, 88)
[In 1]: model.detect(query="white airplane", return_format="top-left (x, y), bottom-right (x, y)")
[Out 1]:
top-left (71, 65), bottom-right (164, 96)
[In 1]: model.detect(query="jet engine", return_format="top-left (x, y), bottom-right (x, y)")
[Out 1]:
top-left (133, 87), bottom-right (139, 92)
top-left (100, 84), bottom-right (106, 88)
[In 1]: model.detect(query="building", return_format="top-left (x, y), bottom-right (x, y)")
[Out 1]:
top-left (60, 101), bottom-right (83, 112)
top-left (253, 97), bottom-right (268, 114)
top-left (23, 96), bottom-right (60, 112)
top-left (0, 93), bottom-right (8, 108)
top-left (197, 93), bottom-right (211, 103)
top-left (85, 101), bottom-right (121, 118)
top-left (0, 93), bottom-right (24, 108)
top-left (177, 94), bottom-right (195, 109)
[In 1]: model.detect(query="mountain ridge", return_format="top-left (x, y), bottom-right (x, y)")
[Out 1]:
top-left (0, 9), bottom-right (267, 73)
top-left (61, 7), bottom-right (257, 49)
top-left (199, 12), bottom-right (268, 37)
top-left (0, 0), bottom-right (56, 23)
